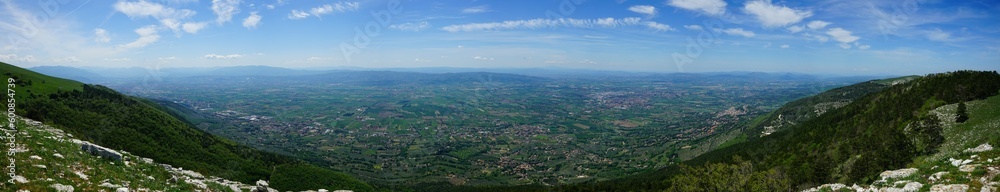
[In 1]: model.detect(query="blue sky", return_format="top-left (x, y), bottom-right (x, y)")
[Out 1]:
top-left (1, 0), bottom-right (998, 75)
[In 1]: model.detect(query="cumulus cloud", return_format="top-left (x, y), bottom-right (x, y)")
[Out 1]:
top-left (182, 22), bottom-right (208, 33)
top-left (806, 20), bottom-right (831, 30)
top-left (204, 54), bottom-right (243, 59)
top-left (441, 17), bottom-right (669, 32)
top-left (243, 11), bottom-right (262, 29)
top-left (684, 25), bottom-right (703, 31)
top-left (389, 21), bottom-right (430, 32)
top-left (211, 0), bottom-right (241, 24)
top-left (743, 0), bottom-right (812, 27)
top-left (120, 25), bottom-right (160, 49)
top-left (721, 28), bottom-right (755, 37)
top-left (462, 5), bottom-right (491, 14)
top-left (826, 28), bottom-right (859, 44)
top-left (628, 5), bottom-right (656, 17)
top-left (666, 0), bottom-right (727, 16)
top-left (94, 28), bottom-right (110, 43)
top-left (0, 54), bottom-right (37, 63)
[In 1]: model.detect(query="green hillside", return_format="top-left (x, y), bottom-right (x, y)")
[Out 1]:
top-left (2, 62), bottom-right (82, 101)
top-left (1, 62), bottom-right (373, 191)
top-left (666, 71), bottom-right (1000, 190)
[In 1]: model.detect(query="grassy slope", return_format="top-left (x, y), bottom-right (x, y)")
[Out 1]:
top-left (1, 118), bottom-right (216, 191)
top-left (2, 62), bottom-right (374, 191)
top-left (2, 62), bottom-right (82, 101)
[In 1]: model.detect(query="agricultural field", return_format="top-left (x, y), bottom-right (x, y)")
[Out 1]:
top-left (106, 72), bottom-right (863, 186)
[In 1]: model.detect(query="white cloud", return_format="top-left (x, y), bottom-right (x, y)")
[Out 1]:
top-left (295, 2), bottom-right (359, 19)
top-left (644, 21), bottom-right (672, 32)
top-left (158, 56), bottom-right (176, 60)
top-left (441, 17), bottom-right (668, 32)
top-left (666, 0), bottom-right (727, 16)
top-left (211, 0), bottom-right (241, 24)
top-left (0, 54), bottom-right (37, 63)
top-left (838, 43), bottom-right (851, 49)
top-left (473, 56), bottom-right (494, 60)
top-left (826, 28), bottom-right (859, 44)
top-left (52, 56), bottom-right (81, 63)
top-left (94, 28), bottom-right (110, 43)
top-left (288, 10), bottom-right (310, 19)
top-left (113, 0), bottom-right (196, 20)
top-left (805, 33), bottom-right (829, 42)
top-left (243, 11), bottom-right (262, 29)
top-left (857, 43), bottom-right (870, 50)
top-left (105, 58), bottom-right (131, 61)
top-left (628, 5), bottom-right (656, 17)
top-left (389, 21), bottom-right (430, 32)
top-left (780, 44), bottom-right (790, 48)
top-left (926, 28), bottom-right (956, 42)
top-left (204, 54), bottom-right (244, 59)
top-left (120, 25), bottom-right (160, 49)
top-left (462, 5), bottom-right (491, 14)
top-left (113, 0), bottom-right (197, 34)
top-left (721, 28), bottom-right (755, 37)
top-left (806, 20), bottom-right (831, 30)
top-left (743, 0), bottom-right (812, 27)
top-left (684, 25), bottom-right (703, 31)
top-left (786, 25), bottom-right (804, 33)
top-left (306, 57), bottom-right (334, 62)
top-left (182, 22), bottom-right (208, 33)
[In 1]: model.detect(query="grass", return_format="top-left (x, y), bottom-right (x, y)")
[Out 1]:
top-left (2, 118), bottom-right (206, 191)
top-left (1, 62), bottom-right (83, 101)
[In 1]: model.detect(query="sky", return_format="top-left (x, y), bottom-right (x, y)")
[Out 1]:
top-left (1, 0), bottom-right (999, 75)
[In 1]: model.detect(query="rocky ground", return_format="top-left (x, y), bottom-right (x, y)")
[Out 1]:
top-left (2, 116), bottom-right (351, 192)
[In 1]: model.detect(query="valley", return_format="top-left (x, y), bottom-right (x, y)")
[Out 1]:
top-left (103, 71), bottom-right (859, 186)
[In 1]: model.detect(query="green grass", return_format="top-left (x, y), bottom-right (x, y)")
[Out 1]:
top-left (2, 119), bottom-right (203, 191)
top-left (1, 62), bottom-right (83, 101)
top-left (929, 94), bottom-right (1000, 162)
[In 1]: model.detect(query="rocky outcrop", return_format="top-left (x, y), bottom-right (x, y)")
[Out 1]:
top-left (75, 140), bottom-right (124, 162)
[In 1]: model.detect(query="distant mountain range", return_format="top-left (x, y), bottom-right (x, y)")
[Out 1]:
top-left (29, 65), bottom-right (888, 86)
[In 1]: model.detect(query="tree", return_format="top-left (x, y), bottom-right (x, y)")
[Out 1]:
top-left (956, 101), bottom-right (969, 123)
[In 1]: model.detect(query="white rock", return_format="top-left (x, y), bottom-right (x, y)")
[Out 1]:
top-left (50, 183), bottom-right (74, 192)
top-left (100, 182), bottom-right (122, 188)
top-left (983, 185), bottom-right (996, 192)
top-left (29, 155), bottom-right (42, 160)
top-left (960, 164), bottom-right (979, 172)
top-left (13, 175), bottom-right (28, 183)
top-left (964, 143), bottom-right (993, 153)
top-left (116, 188), bottom-right (129, 192)
top-left (33, 164), bottom-right (47, 169)
top-left (931, 184), bottom-right (969, 192)
top-left (256, 180), bottom-right (269, 187)
top-left (319, 189), bottom-right (329, 192)
top-left (903, 182), bottom-right (923, 192)
top-left (881, 168), bottom-right (919, 180)
top-left (74, 171), bottom-right (89, 180)
top-left (929, 172), bottom-right (949, 182)
top-left (54, 153), bottom-right (64, 159)
top-left (331, 190), bottom-right (354, 192)
top-left (230, 184), bottom-right (243, 192)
